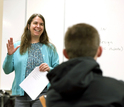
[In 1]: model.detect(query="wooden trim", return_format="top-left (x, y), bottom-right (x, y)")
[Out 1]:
top-left (0, 0), bottom-right (3, 88)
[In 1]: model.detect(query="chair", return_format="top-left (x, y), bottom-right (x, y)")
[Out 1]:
top-left (39, 95), bottom-right (47, 107)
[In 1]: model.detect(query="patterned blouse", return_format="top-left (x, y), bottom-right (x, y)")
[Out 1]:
top-left (25, 43), bottom-right (44, 77)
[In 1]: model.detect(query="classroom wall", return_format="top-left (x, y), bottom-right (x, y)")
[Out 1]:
top-left (0, 0), bottom-right (3, 89)
top-left (64, 0), bottom-right (124, 80)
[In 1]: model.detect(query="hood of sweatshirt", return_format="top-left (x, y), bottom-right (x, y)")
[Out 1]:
top-left (47, 57), bottom-right (102, 98)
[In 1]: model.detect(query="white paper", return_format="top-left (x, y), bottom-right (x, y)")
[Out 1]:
top-left (19, 66), bottom-right (49, 100)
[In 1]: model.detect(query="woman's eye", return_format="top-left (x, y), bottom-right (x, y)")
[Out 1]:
top-left (40, 23), bottom-right (44, 26)
top-left (34, 22), bottom-right (37, 24)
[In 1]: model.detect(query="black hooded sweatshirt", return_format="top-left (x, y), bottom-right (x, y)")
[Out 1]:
top-left (46, 57), bottom-right (124, 107)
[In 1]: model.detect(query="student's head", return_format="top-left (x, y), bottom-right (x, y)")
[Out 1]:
top-left (63, 23), bottom-right (102, 60)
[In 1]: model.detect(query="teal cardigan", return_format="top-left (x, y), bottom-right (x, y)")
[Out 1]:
top-left (2, 41), bottom-right (59, 96)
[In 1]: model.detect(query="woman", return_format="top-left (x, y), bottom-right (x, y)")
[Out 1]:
top-left (3, 13), bottom-right (59, 107)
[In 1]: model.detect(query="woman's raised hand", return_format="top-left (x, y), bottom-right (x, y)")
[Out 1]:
top-left (7, 38), bottom-right (20, 55)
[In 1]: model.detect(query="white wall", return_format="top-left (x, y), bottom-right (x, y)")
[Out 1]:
top-left (64, 0), bottom-right (124, 80)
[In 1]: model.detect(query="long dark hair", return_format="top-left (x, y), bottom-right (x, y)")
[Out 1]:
top-left (20, 13), bottom-right (52, 54)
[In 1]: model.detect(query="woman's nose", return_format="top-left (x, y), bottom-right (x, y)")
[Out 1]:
top-left (37, 24), bottom-right (40, 27)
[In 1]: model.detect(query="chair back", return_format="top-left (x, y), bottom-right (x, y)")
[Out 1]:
top-left (39, 95), bottom-right (46, 107)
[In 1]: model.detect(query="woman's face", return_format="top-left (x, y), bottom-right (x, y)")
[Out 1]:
top-left (29, 16), bottom-right (44, 39)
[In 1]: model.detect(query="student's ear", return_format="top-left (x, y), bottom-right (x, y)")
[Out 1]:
top-left (97, 46), bottom-right (102, 57)
top-left (63, 49), bottom-right (69, 59)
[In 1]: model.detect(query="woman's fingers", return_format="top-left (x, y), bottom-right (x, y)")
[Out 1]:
top-left (39, 63), bottom-right (50, 72)
top-left (10, 38), bottom-right (13, 45)
top-left (7, 38), bottom-right (20, 55)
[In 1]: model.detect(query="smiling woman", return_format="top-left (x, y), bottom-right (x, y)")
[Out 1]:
top-left (2, 13), bottom-right (59, 107)
top-left (28, 16), bottom-right (44, 43)
top-left (1, 0), bottom-right (65, 92)
top-left (19, 14), bottom-right (50, 55)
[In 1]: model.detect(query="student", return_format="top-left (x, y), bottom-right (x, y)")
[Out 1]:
top-left (46, 23), bottom-right (124, 107)
top-left (2, 13), bottom-right (59, 107)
